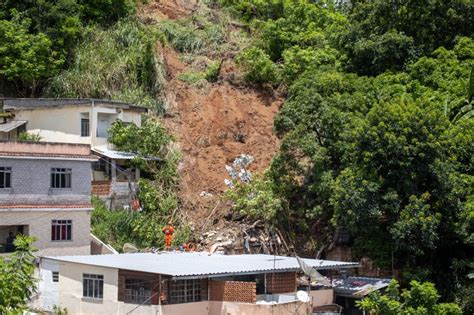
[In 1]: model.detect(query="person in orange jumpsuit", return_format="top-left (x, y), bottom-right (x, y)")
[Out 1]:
top-left (162, 221), bottom-right (175, 251)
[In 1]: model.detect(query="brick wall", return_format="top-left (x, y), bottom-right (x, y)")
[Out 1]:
top-left (266, 272), bottom-right (297, 294)
top-left (0, 157), bottom-right (92, 205)
top-left (209, 280), bottom-right (256, 303)
top-left (0, 210), bottom-right (90, 256)
top-left (91, 181), bottom-right (111, 196)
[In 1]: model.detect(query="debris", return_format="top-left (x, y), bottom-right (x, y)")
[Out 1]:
top-left (224, 178), bottom-right (234, 188)
top-left (199, 191), bottom-right (213, 197)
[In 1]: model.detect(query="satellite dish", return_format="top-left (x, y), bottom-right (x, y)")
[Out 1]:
top-left (296, 290), bottom-right (310, 303)
top-left (296, 256), bottom-right (331, 286)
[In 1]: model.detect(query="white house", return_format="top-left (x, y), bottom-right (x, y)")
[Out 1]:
top-left (34, 252), bottom-right (359, 314)
top-left (1, 98), bottom-right (149, 208)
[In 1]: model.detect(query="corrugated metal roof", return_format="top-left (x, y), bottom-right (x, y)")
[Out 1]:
top-left (92, 146), bottom-right (161, 161)
top-left (0, 120), bottom-right (27, 132)
top-left (332, 276), bottom-right (391, 297)
top-left (44, 252), bottom-right (359, 278)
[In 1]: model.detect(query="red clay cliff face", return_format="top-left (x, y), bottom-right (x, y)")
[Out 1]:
top-left (162, 49), bottom-right (281, 220)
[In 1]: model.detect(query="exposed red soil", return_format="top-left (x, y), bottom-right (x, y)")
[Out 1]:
top-left (162, 49), bottom-right (282, 225)
top-left (140, 1), bottom-right (282, 228)
top-left (139, 0), bottom-right (198, 20)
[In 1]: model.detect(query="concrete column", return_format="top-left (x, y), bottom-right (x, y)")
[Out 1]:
top-left (135, 168), bottom-right (140, 181)
top-left (90, 100), bottom-right (98, 147)
top-left (111, 159), bottom-right (117, 183)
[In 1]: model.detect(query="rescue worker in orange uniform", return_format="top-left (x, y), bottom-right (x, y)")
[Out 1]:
top-left (162, 221), bottom-right (175, 251)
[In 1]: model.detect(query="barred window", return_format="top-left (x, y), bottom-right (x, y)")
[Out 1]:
top-left (51, 220), bottom-right (72, 241)
top-left (52, 271), bottom-right (59, 282)
top-left (83, 274), bottom-right (103, 299)
top-left (0, 167), bottom-right (11, 188)
top-left (81, 118), bottom-right (90, 137)
top-left (170, 279), bottom-right (201, 304)
top-left (125, 279), bottom-right (152, 304)
top-left (50, 168), bottom-right (71, 188)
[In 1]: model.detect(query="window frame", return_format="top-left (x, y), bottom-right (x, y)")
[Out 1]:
top-left (0, 167), bottom-right (12, 189)
top-left (51, 219), bottom-right (73, 242)
top-left (169, 279), bottom-right (201, 304)
top-left (52, 271), bottom-right (59, 283)
top-left (50, 168), bottom-right (72, 189)
top-left (81, 118), bottom-right (90, 137)
top-left (124, 278), bottom-right (152, 305)
top-left (83, 273), bottom-right (104, 300)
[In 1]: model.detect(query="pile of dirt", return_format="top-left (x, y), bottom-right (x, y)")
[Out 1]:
top-left (139, 0), bottom-right (199, 20)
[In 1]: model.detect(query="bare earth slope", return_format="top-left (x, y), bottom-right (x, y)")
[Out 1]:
top-left (141, 1), bottom-right (282, 227)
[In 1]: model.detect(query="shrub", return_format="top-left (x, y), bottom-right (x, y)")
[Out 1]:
top-left (237, 47), bottom-right (279, 85)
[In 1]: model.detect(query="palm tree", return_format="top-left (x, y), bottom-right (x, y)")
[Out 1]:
top-left (449, 66), bottom-right (474, 123)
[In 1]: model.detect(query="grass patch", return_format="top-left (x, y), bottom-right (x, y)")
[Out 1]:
top-left (46, 18), bottom-right (166, 111)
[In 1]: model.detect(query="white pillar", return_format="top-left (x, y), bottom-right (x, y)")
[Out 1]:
top-left (111, 159), bottom-right (117, 182)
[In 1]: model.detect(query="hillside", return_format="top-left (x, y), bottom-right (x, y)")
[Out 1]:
top-left (0, 0), bottom-right (473, 313)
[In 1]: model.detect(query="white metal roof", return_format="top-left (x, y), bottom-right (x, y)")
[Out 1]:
top-left (92, 146), bottom-right (161, 161)
top-left (0, 120), bottom-right (27, 132)
top-left (92, 146), bottom-right (138, 160)
top-left (44, 252), bottom-right (359, 279)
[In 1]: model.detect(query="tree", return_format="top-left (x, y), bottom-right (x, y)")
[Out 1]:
top-left (357, 280), bottom-right (462, 315)
top-left (341, 0), bottom-right (474, 75)
top-left (0, 11), bottom-right (63, 95)
top-left (0, 235), bottom-right (38, 314)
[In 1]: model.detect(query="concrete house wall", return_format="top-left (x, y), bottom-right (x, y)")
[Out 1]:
top-left (0, 157), bottom-right (92, 205)
top-left (0, 143), bottom-right (95, 256)
top-left (11, 102), bottom-right (142, 147)
top-left (1, 210), bottom-right (90, 256)
top-left (40, 259), bottom-right (319, 315)
top-left (13, 105), bottom-right (91, 145)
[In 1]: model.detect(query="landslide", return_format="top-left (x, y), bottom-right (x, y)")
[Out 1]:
top-left (139, 1), bottom-right (282, 228)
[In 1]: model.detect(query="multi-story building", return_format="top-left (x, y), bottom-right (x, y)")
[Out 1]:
top-left (0, 141), bottom-right (97, 256)
top-left (1, 98), bottom-right (149, 208)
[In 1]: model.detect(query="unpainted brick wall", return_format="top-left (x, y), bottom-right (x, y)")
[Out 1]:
top-left (209, 280), bottom-right (256, 303)
top-left (266, 272), bottom-right (297, 294)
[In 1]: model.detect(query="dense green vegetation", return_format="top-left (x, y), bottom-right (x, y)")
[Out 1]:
top-left (0, 236), bottom-right (37, 314)
top-left (0, 0), bottom-right (135, 96)
top-left (46, 18), bottom-right (165, 110)
top-left (221, 0), bottom-right (474, 311)
top-left (357, 280), bottom-right (462, 315)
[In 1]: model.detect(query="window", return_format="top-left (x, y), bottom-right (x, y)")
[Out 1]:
top-left (83, 274), bottom-right (104, 299)
top-left (81, 118), bottom-right (90, 137)
top-left (52, 271), bottom-right (59, 282)
top-left (0, 167), bottom-right (11, 188)
top-left (170, 279), bottom-right (201, 304)
top-left (50, 168), bottom-right (71, 188)
top-left (125, 279), bottom-right (152, 304)
top-left (51, 220), bottom-right (72, 241)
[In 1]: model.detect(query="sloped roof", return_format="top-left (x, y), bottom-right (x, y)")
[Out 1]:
top-left (44, 252), bottom-right (359, 279)
top-left (92, 146), bottom-right (161, 161)
top-left (332, 276), bottom-right (392, 298)
top-left (0, 120), bottom-right (27, 132)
